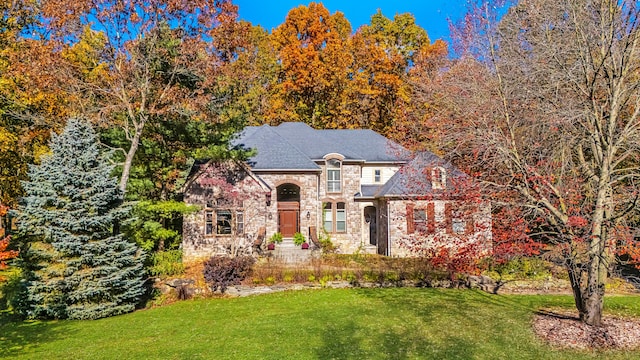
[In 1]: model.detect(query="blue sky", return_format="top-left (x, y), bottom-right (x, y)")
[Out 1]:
top-left (233, 1), bottom-right (469, 43)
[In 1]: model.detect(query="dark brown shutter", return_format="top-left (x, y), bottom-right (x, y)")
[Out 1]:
top-left (406, 203), bottom-right (415, 234)
top-left (427, 202), bottom-right (435, 233)
top-left (445, 202), bottom-right (453, 234)
top-left (465, 206), bottom-right (476, 234)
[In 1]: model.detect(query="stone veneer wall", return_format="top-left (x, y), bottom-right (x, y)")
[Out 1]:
top-left (254, 172), bottom-right (319, 242)
top-left (317, 162), bottom-right (364, 253)
top-left (182, 166), bottom-right (268, 261)
top-left (386, 199), bottom-right (492, 257)
top-left (183, 162), bottom-right (494, 260)
top-left (378, 201), bottom-right (389, 255)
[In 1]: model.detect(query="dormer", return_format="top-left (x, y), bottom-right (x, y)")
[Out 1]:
top-left (431, 166), bottom-right (446, 190)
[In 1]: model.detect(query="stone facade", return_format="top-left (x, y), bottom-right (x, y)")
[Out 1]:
top-left (386, 199), bottom-right (492, 257)
top-left (318, 162), bottom-right (366, 253)
top-left (182, 154), bottom-right (491, 259)
top-left (182, 163), bottom-right (269, 260)
top-left (256, 172), bottom-right (319, 243)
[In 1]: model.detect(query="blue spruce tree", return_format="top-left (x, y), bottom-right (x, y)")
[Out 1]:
top-left (17, 118), bottom-right (146, 320)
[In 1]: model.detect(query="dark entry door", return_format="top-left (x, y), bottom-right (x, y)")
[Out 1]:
top-left (364, 206), bottom-right (377, 246)
top-left (279, 210), bottom-right (298, 237)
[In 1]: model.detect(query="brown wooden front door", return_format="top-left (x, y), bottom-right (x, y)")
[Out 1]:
top-left (279, 210), bottom-right (298, 238)
top-left (278, 202), bottom-right (300, 237)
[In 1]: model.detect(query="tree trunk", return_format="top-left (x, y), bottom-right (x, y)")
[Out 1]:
top-left (566, 259), bottom-right (586, 317)
top-left (580, 179), bottom-right (611, 326)
top-left (118, 123), bottom-right (144, 195)
top-left (582, 262), bottom-right (606, 326)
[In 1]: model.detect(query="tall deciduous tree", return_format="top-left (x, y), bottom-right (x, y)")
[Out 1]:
top-left (348, 11), bottom-right (428, 134)
top-left (0, 1), bottom-right (69, 206)
top-left (270, 2), bottom-right (352, 128)
top-left (16, 119), bottom-right (145, 320)
top-left (430, 0), bottom-right (640, 326)
top-left (39, 0), bottom-right (238, 194)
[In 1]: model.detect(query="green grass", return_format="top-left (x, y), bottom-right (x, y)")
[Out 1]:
top-left (1, 288), bottom-right (639, 359)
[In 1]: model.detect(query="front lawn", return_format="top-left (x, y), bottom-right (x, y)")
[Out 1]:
top-left (1, 288), bottom-right (639, 359)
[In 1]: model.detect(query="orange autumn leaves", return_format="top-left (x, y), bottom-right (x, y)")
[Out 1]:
top-left (267, 4), bottom-right (448, 135)
top-left (0, 1), bottom-right (448, 204)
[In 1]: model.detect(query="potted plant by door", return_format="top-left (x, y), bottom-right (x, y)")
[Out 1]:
top-left (293, 232), bottom-right (308, 249)
top-left (268, 232), bottom-right (283, 250)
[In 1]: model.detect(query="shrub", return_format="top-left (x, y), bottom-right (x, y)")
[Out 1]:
top-left (203, 256), bottom-right (255, 293)
top-left (293, 232), bottom-right (306, 246)
top-left (318, 231), bottom-right (336, 252)
top-left (269, 232), bottom-right (283, 244)
top-left (150, 250), bottom-right (185, 277)
top-left (487, 257), bottom-right (552, 281)
top-left (0, 269), bottom-right (25, 313)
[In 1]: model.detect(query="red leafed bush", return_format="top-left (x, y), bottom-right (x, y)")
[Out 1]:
top-left (203, 256), bottom-right (255, 293)
top-left (0, 235), bottom-right (18, 270)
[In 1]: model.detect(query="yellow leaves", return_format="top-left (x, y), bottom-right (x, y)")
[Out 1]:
top-left (62, 26), bottom-right (109, 83)
top-left (0, 127), bottom-right (17, 151)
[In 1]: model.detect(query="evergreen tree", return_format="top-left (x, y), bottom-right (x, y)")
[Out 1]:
top-left (16, 118), bottom-right (145, 320)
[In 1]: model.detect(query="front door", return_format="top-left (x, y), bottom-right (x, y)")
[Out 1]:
top-left (276, 183), bottom-right (301, 238)
top-left (364, 206), bottom-right (377, 246)
top-left (279, 210), bottom-right (298, 238)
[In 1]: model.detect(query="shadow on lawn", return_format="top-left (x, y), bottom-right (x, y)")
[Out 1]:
top-left (313, 312), bottom-right (475, 360)
top-left (312, 290), bottom-right (485, 359)
top-left (0, 313), bottom-right (76, 358)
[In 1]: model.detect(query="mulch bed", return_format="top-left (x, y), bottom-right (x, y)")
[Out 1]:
top-left (533, 310), bottom-right (640, 350)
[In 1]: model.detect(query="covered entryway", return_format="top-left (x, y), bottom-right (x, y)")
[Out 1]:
top-left (277, 183), bottom-right (300, 237)
top-left (364, 206), bottom-right (377, 246)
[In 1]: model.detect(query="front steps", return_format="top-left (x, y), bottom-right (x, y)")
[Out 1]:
top-left (269, 238), bottom-right (318, 263)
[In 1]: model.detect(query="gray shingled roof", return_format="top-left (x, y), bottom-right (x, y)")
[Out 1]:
top-left (359, 185), bottom-right (383, 198)
top-left (234, 125), bottom-right (320, 171)
top-left (233, 122), bottom-right (409, 170)
top-left (376, 151), bottom-right (468, 197)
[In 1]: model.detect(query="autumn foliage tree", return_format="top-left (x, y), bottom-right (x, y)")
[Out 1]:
top-left (422, 0), bottom-right (640, 326)
top-left (0, 1), bottom-right (70, 206)
top-left (38, 0), bottom-right (242, 195)
top-left (270, 2), bottom-right (352, 128)
top-left (349, 11), bottom-right (445, 135)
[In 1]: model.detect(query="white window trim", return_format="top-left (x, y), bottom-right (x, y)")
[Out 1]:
top-left (326, 158), bottom-right (342, 193)
top-left (431, 167), bottom-right (446, 190)
top-left (323, 201), bottom-right (347, 233)
top-left (373, 169), bottom-right (382, 183)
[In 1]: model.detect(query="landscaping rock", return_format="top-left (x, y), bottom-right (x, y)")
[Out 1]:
top-left (466, 275), bottom-right (496, 292)
top-left (166, 278), bottom-right (195, 288)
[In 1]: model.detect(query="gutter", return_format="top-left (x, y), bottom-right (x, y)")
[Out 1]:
top-left (251, 169), bottom-right (322, 173)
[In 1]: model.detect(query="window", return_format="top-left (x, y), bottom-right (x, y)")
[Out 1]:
top-left (216, 210), bottom-right (232, 235)
top-left (204, 207), bottom-right (244, 236)
top-left (205, 210), bottom-right (214, 235)
top-left (406, 203), bottom-right (435, 234)
top-left (323, 201), bottom-right (346, 233)
top-left (445, 203), bottom-right (475, 235)
top-left (413, 209), bottom-right (427, 233)
top-left (336, 203), bottom-right (346, 232)
top-left (452, 219), bottom-right (466, 234)
top-left (323, 203), bottom-right (333, 232)
top-left (326, 159), bottom-right (341, 192)
top-left (374, 169), bottom-right (381, 183)
top-left (431, 167), bottom-right (446, 190)
top-left (236, 211), bottom-right (244, 235)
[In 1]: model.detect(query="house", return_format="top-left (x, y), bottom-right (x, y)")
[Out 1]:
top-left (182, 122), bottom-right (491, 260)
